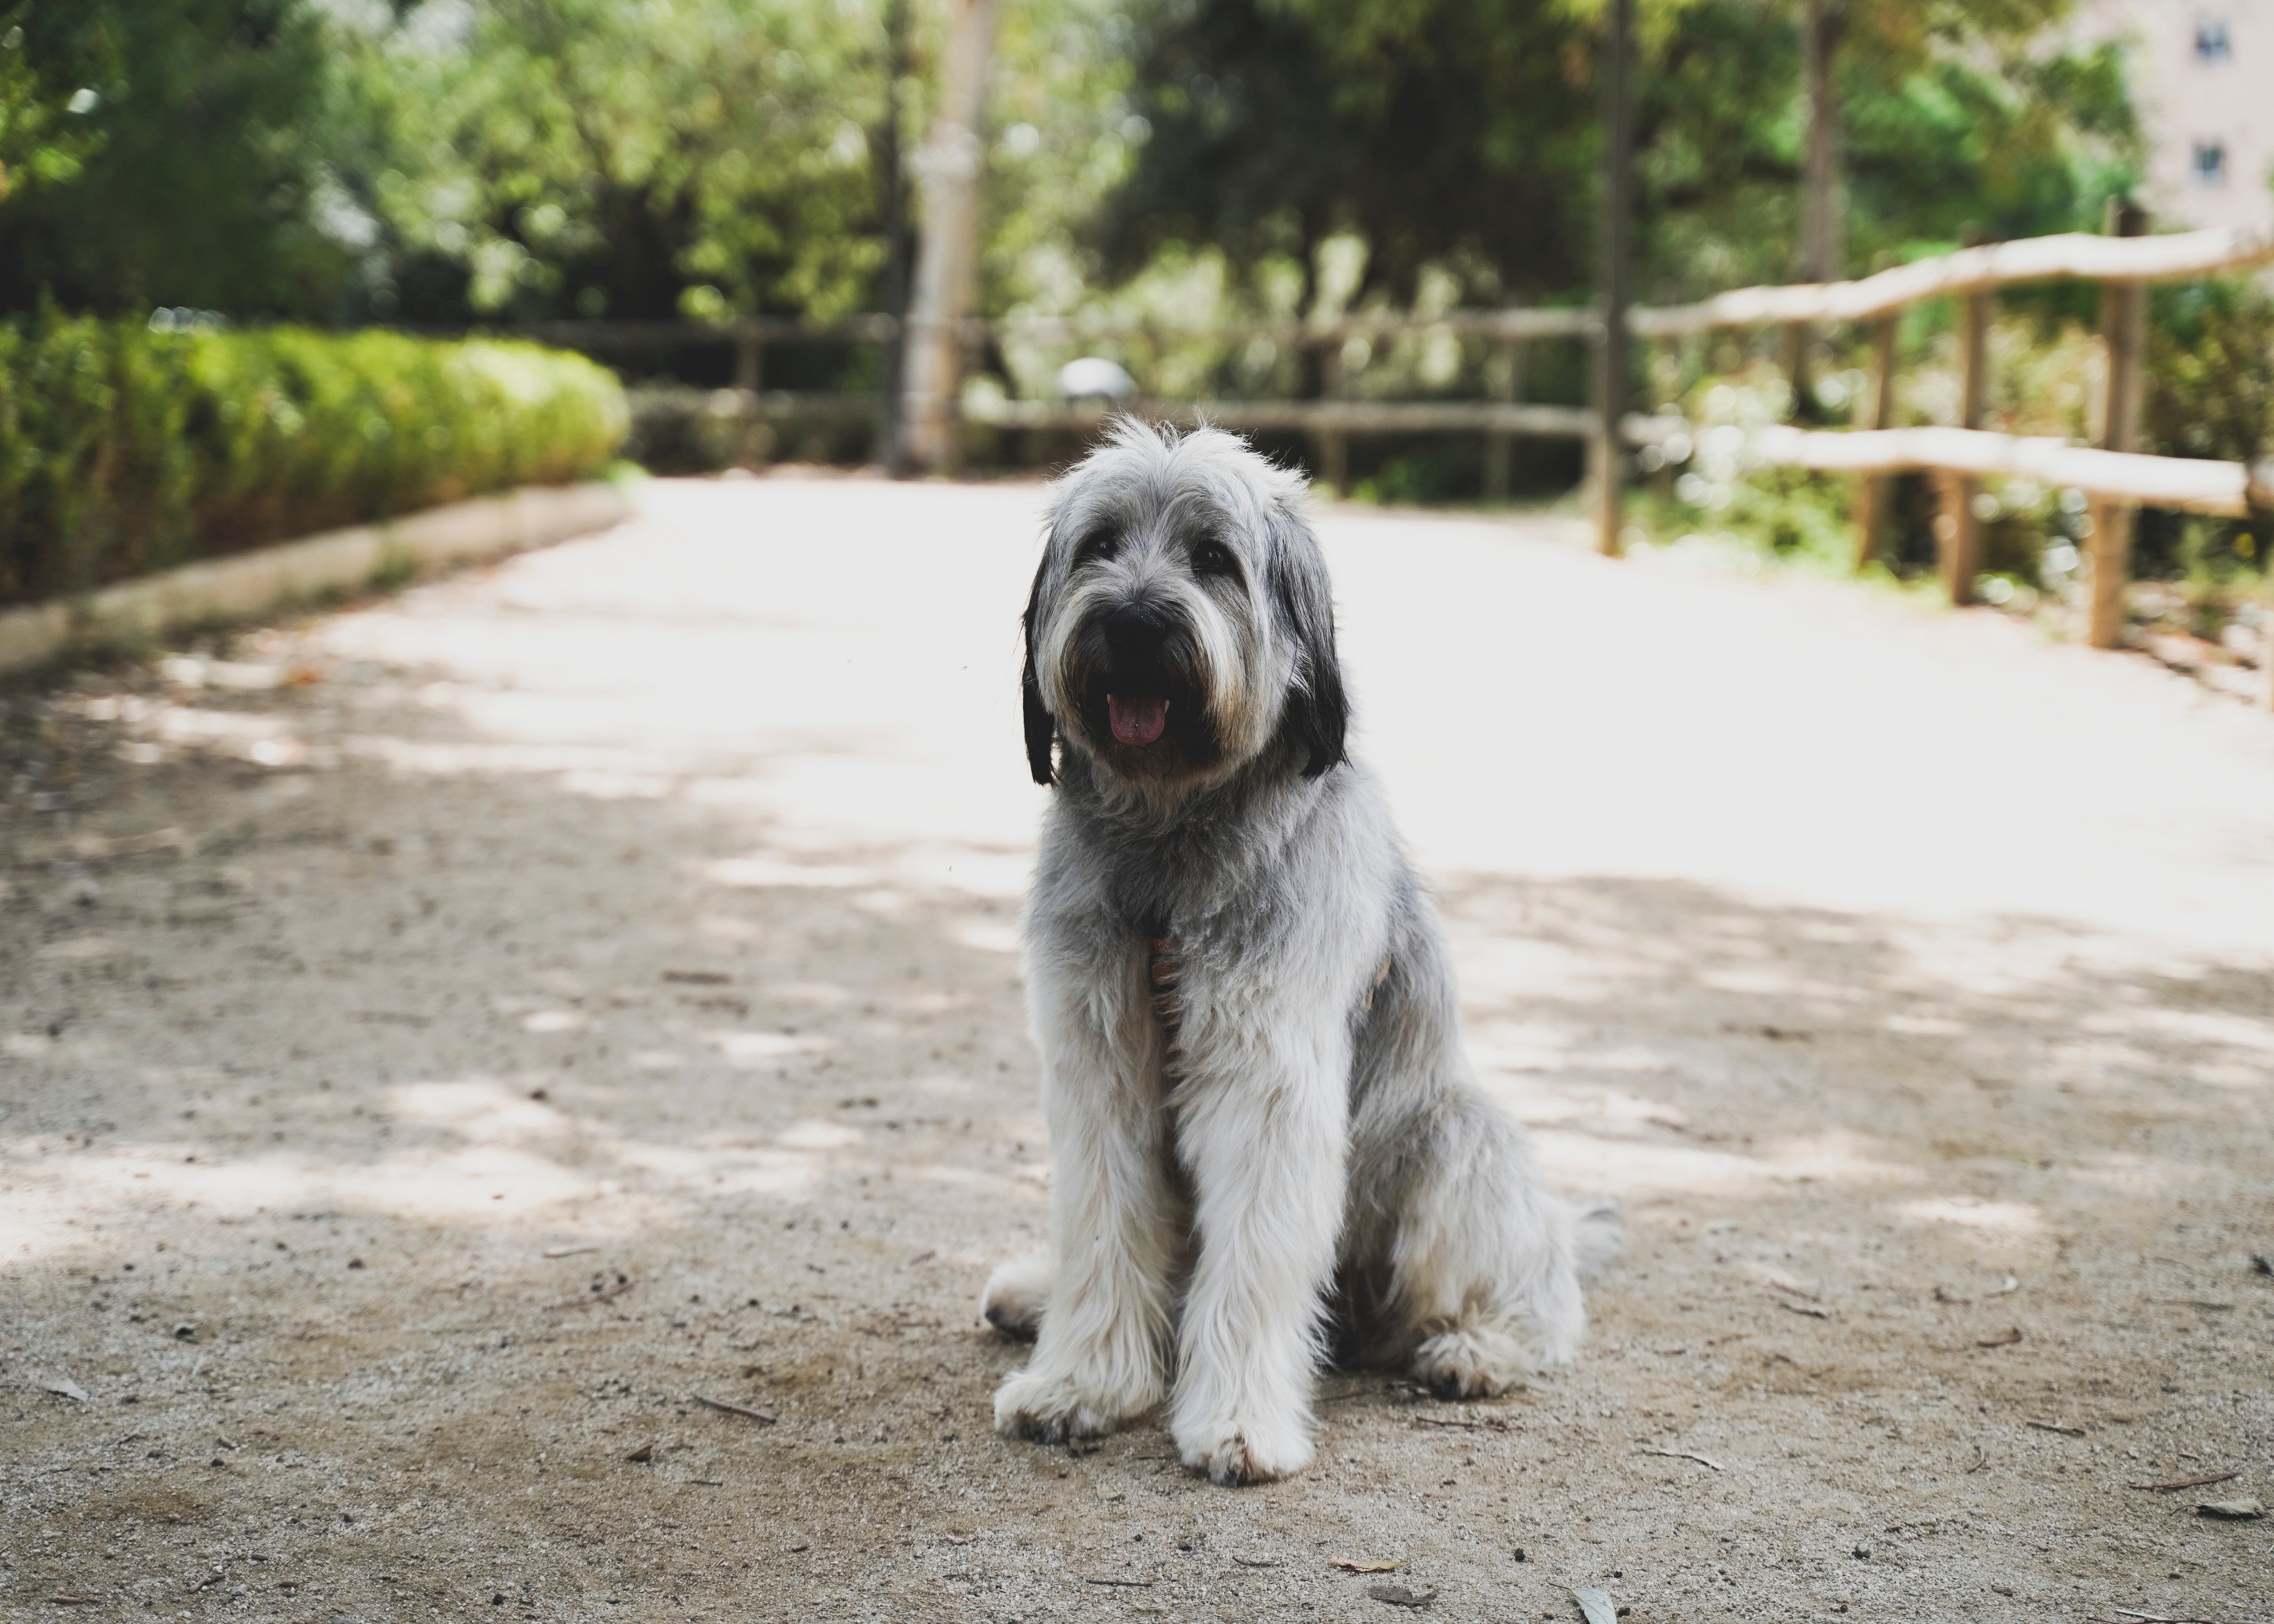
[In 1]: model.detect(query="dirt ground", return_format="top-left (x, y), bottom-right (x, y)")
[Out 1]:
top-left (6, 473), bottom-right (2272, 1624)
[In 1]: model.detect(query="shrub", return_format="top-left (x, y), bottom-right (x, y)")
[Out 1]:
top-left (0, 314), bottom-right (628, 606)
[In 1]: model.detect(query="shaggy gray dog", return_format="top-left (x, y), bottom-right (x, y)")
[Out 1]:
top-left (983, 420), bottom-right (1618, 1486)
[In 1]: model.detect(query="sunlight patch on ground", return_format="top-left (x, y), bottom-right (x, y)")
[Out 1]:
top-left (953, 919), bottom-right (1021, 955)
top-left (775, 1120), bottom-right (862, 1151)
top-left (2084, 1006), bottom-right (2274, 1056)
top-left (387, 1080), bottom-right (568, 1142)
top-left (1896, 1196), bottom-right (2041, 1236)
top-left (602, 1140), bottom-right (829, 1199)
top-left (1478, 1074), bottom-right (1691, 1132)
top-left (1529, 1126), bottom-right (1915, 1196)
top-left (1449, 936), bottom-right (1625, 1004)
top-left (0, 1143), bottom-right (602, 1260)
top-left (703, 856), bottom-right (878, 888)
top-left (905, 1162), bottom-right (1051, 1203)
top-left (707, 1030), bottom-right (832, 1065)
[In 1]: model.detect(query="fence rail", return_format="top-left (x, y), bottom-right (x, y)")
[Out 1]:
top-left (1632, 224), bottom-right (2274, 334)
top-left (523, 215), bottom-right (2273, 702)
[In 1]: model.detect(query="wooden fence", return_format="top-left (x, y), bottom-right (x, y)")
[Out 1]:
top-left (500, 216), bottom-right (2274, 694)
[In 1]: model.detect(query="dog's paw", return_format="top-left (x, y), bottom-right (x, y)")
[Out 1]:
top-left (1173, 1412), bottom-right (1315, 1486)
top-left (991, 1367), bottom-right (1147, 1444)
top-left (1411, 1325), bottom-right (1537, 1399)
top-left (979, 1250), bottom-right (1050, 1341)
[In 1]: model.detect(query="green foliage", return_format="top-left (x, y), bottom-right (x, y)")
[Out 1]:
top-left (334, 0), bottom-right (904, 323)
top-left (0, 1), bottom-right (348, 318)
top-left (2145, 279), bottom-right (2274, 466)
top-left (0, 315), bottom-right (627, 606)
top-left (1094, 0), bottom-right (2140, 310)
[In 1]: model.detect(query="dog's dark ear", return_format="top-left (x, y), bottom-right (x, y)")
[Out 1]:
top-left (1267, 507), bottom-right (1349, 778)
top-left (1020, 551), bottom-right (1056, 786)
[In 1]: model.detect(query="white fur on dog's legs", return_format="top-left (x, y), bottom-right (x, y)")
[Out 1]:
top-left (1167, 1029), bottom-right (1349, 1486)
top-left (991, 939), bottom-right (1178, 1443)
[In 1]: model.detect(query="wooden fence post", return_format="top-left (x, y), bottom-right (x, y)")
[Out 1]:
top-left (1483, 337), bottom-right (1527, 503)
top-left (2089, 201), bottom-right (2149, 649)
top-left (1938, 286), bottom-right (1990, 604)
top-left (1854, 315), bottom-right (1898, 568)
top-left (732, 328), bottom-right (768, 469)
top-left (1315, 340), bottom-right (1349, 497)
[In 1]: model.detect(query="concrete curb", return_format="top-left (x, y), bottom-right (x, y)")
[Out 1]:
top-left (0, 481), bottom-right (635, 678)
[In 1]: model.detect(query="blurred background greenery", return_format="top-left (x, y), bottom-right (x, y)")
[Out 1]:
top-left (2, 0), bottom-right (2270, 638)
top-left (0, 0), bottom-right (2143, 328)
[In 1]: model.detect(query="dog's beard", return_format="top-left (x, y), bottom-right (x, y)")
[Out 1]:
top-left (1059, 616), bottom-right (1222, 783)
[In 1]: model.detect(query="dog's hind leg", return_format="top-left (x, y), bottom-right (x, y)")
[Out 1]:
top-left (979, 1248), bottom-right (1051, 1340)
top-left (1386, 1098), bottom-right (1610, 1398)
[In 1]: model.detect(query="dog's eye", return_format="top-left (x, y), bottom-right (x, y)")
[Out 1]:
top-left (1191, 539), bottom-right (1236, 577)
top-left (1074, 528), bottom-right (1119, 565)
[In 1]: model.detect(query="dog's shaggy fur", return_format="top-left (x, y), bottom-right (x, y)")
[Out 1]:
top-left (983, 421), bottom-right (1619, 1486)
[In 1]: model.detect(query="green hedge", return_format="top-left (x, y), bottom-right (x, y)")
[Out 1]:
top-left (0, 315), bottom-right (629, 607)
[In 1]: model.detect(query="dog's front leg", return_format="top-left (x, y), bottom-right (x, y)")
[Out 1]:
top-left (1169, 1015), bottom-right (1349, 1485)
top-left (992, 939), bottom-right (1178, 1443)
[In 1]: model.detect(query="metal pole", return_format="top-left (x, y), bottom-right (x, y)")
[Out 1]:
top-left (1594, 0), bottom-right (1634, 556)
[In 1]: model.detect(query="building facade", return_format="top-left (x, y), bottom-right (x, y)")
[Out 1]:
top-left (2089, 1), bottom-right (2273, 232)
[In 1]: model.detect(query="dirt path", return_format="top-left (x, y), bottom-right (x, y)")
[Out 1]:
top-left (6, 473), bottom-right (2272, 1624)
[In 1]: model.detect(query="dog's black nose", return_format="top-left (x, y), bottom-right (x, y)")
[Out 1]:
top-left (1102, 600), bottom-right (1169, 658)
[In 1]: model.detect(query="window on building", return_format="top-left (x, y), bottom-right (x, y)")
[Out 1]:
top-left (2193, 140), bottom-right (2229, 185)
top-left (2195, 19), bottom-right (2233, 59)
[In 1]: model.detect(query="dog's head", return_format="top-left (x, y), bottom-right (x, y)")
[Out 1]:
top-left (1020, 420), bottom-right (1347, 797)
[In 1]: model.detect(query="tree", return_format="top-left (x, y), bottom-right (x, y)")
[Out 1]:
top-left (1092, 0), bottom-right (2141, 311)
top-left (332, 0), bottom-right (900, 324)
top-left (0, 1), bottom-right (347, 318)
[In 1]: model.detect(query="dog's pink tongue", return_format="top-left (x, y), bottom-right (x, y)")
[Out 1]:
top-left (1108, 693), bottom-right (1167, 746)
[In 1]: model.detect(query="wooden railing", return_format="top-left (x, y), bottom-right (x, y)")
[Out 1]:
top-left (493, 217), bottom-right (2274, 689)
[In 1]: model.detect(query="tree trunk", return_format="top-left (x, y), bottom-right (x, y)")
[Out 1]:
top-left (876, 0), bottom-right (913, 451)
top-left (1595, 0), bottom-right (1636, 556)
top-left (1790, 0), bottom-right (1845, 419)
top-left (894, 0), bottom-right (997, 475)
top-left (1801, 0), bottom-right (1846, 286)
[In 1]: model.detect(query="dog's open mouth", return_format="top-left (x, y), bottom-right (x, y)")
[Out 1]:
top-left (1107, 693), bottom-right (1168, 747)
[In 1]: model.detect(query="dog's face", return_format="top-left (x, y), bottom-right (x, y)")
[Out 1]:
top-left (1021, 421), bottom-right (1347, 797)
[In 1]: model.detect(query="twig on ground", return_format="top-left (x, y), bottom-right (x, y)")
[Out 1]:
top-left (545, 1278), bottom-right (633, 1310)
top-left (1083, 1578), bottom-right (1154, 1587)
top-left (2129, 1471), bottom-right (2239, 1492)
top-left (2025, 1421), bottom-right (2085, 1437)
top-left (1776, 1299), bottom-right (1833, 1319)
top-left (543, 1245), bottom-right (598, 1259)
top-left (1232, 1557), bottom-right (1282, 1568)
top-left (1638, 1446), bottom-right (1726, 1472)
top-left (1977, 1329), bottom-right (2023, 1347)
top-left (1330, 1559), bottom-right (1402, 1573)
top-left (2110, 1610), bottom-right (2222, 1624)
top-left (1965, 1444), bottom-right (1989, 1474)
top-left (691, 1393), bottom-right (776, 1424)
top-left (1412, 1415), bottom-right (1512, 1432)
